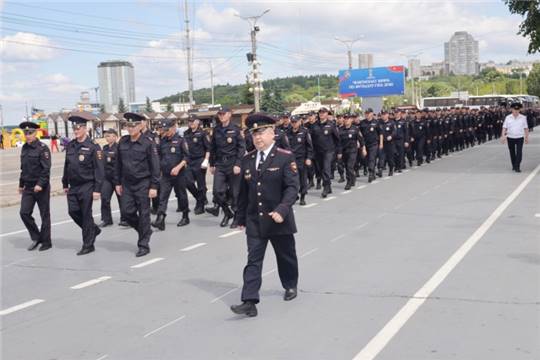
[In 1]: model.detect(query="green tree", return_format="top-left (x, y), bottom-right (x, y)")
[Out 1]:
top-left (505, 0), bottom-right (540, 54)
top-left (145, 96), bottom-right (153, 112)
top-left (166, 102), bottom-right (173, 112)
top-left (118, 97), bottom-right (126, 113)
top-left (241, 81), bottom-right (254, 105)
top-left (526, 63), bottom-right (540, 96)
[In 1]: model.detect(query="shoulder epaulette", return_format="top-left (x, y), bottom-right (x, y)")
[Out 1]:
top-left (276, 147), bottom-right (292, 155)
top-left (244, 149), bottom-right (256, 157)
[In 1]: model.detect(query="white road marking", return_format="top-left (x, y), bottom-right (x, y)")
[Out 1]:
top-left (395, 173), bottom-right (402, 176)
top-left (3, 256), bottom-right (36, 268)
top-left (330, 234), bottom-right (346, 243)
top-left (341, 190), bottom-right (352, 195)
top-left (535, 213), bottom-right (540, 218)
top-left (218, 230), bottom-right (243, 238)
top-left (262, 268), bottom-right (277, 276)
top-left (371, 180), bottom-right (380, 184)
top-left (393, 203), bottom-right (404, 210)
top-left (0, 299), bottom-right (45, 316)
top-left (143, 315), bottom-right (186, 338)
top-left (412, 166), bottom-right (418, 169)
top-left (70, 276), bottom-right (112, 290)
top-left (376, 213), bottom-right (388, 220)
top-left (421, 190), bottom-right (430, 196)
top-left (353, 164), bottom-right (540, 360)
top-left (357, 185), bottom-right (367, 190)
top-left (210, 287), bottom-right (240, 303)
top-left (410, 196), bottom-right (418, 201)
top-left (130, 258), bottom-right (164, 269)
top-left (382, 177), bottom-right (391, 181)
top-left (300, 248), bottom-right (319, 258)
top-left (180, 243), bottom-right (207, 252)
top-left (354, 222), bottom-right (369, 230)
top-left (95, 355), bottom-right (108, 360)
top-left (303, 203), bottom-right (318, 208)
top-left (404, 169), bottom-right (410, 173)
top-left (323, 196), bottom-right (337, 201)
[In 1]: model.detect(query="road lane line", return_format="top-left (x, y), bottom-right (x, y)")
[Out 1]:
top-left (535, 213), bottom-right (540, 218)
top-left (210, 287), bottom-right (240, 303)
top-left (323, 196), bottom-right (337, 201)
top-left (262, 268), bottom-right (277, 276)
top-left (353, 164), bottom-right (540, 360)
top-left (95, 355), bottom-right (108, 360)
top-left (143, 315), bottom-right (186, 338)
top-left (0, 299), bottom-right (45, 316)
top-left (357, 185), bottom-right (367, 190)
top-left (70, 276), bottom-right (112, 290)
top-left (180, 243), bottom-right (207, 252)
top-left (382, 177), bottom-right (391, 181)
top-left (131, 258), bottom-right (164, 269)
top-left (371, 180), bottom-right (380, 184)
top-left (218, 230), bottom-right (243, 238)
top-left (341, 190), bottom-right (352, 195)
top-left (330, 234), bottom-right (346, 243)
top-left (354, 222), bottom-right (369, 230)
top-left (303, 203), bottom-right (318, 208)
top-left (300, 248), bottom-right (319, 258)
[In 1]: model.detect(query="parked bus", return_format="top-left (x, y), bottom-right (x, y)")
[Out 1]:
top-left (421, 94), bottom-right (539, 110)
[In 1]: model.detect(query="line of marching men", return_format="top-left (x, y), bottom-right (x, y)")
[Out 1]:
top-left (16, 105), bottom-right (538, 257)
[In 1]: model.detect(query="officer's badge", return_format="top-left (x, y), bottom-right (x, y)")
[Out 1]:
top-left (97, 151), bottom-right (103, 160)
top-left (107, 157), bottom-right (111, 163)
top-left (297, 138), bottom-right (302, 143)
top-left (171, 147), bottom-right (176, 153)
top-left (290, 161), bottom-right (298, 173)
top-left (44, 151), bottom-right (50, 159)
top-left (398, 125), bottom-right (401, 128)
top-left (227, 137), bottom-right (232, 143)
top-left (244, 169), bottom-right (251, 180)
top-left (348, 134), bottom-right (352, 138)
top-left (370, 127), bottom-right (374, 132)
top-left (324, 130), bottom-right (328, 135)
top-left (386, 127), bottom-right (390, 131)
top-left (193, 138), bottom-right (198, 143)
top-left (79, 154), bottom-right (85, 161)
top-left (419, 126), bottom-right (423, 130)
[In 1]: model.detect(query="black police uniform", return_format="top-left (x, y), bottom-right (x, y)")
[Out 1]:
top-left (62, 131), bottom-right (104, 253)
top-left (310, 118), bottom-right (340, 196)
top-left (359, 116), bottom-right (382, 182)
top-left (394, 116), bottom-right (409, 171)
top-left (286, 122), bottom-right (314, 203)
top-left (410, 118), bottom-right (427, 165)
top-left (184, 125), bottom-right (211, 212)
top-left (154, 132), bottom-right (190, 228)
top-left (142, 128), bottom-right (160, 214)
top-left (236, 138), bottom-right (299, 310)
top-left (339, 123), bottom-right (364, 187)
top-left (100, 141), bottom-right (124, 226)
top-left (208, 120), bottom-right (246, 227)
top-left (115, 126), bottom-right (161, 256)
top-left (378, 119), bottom-right (397, 175)
top-left (19, 124), bottom-right (52, 250)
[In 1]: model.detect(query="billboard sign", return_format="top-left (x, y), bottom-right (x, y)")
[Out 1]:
top-left (338, 66), bottom-right (405, 98)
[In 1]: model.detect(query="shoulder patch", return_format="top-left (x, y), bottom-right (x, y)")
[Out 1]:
top-left (276, 147), bottom-right (292, 155)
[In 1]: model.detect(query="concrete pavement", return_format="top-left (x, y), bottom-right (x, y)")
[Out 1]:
top-left (1, 133), bottom-right (539, 360)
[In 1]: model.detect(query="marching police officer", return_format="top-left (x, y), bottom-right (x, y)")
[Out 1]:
top-left (231, 113), bottom-right (300, 317)
top-left (379, 110), bottom-right (397, 176)
top-left (359, 109), bottom-right (383, 183)
top-left (410, 111), bottom-right (427, 166)
top-left (286, 115), bottom-right (314, 205)
top-left (114, 112), bottom-right (160, 257)
top-left (340, 114), bottom-right (366, 189)
top-left (18, 121), bottom-right (52, 251)
top-left (207, 107), bottom-right (246, 228)
top-left (310, 107), bottom-right (341, 197)
top-left (183, 114), bottom-right (211, 215)
top-left (62, 113), bottom-right (104, 255)
top-left (394, 110), bottom-right (409, 172)
top-left (99, 128), bottom-right (125, 228)
top-left (151, 118), bottom-right (190, 230)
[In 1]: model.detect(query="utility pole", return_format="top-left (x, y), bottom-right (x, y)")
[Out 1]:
top-left (236, 9), bottom-right (270, 112)
top-left (400, 52), bottom-right (422, 107)
top-left (519, 71), bottom-right (524, 94)
top-left (209, 61), bottom-right (215, 106)
top-left (317, 75), bottom-right (321, 101)
top-left (183, 0), bottom-right (194, 107)
top-left (335, 36), bottom-right (363, 70)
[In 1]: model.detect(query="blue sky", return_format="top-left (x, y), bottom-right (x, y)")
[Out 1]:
top-left (1, 0), bottom-right (539, 124)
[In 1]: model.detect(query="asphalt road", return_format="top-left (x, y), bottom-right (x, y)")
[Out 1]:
top-left (1, 133), bottom-right (539, 360)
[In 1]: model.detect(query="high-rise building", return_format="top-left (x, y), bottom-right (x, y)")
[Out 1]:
top-left (97, 60), bottom-right (135, 113)
top-left (358, 53), bottom-right (374, 69)
top-left (407, 58), bottom-right (421, 79)
top-left (444, 31), bottom-right (479, 75)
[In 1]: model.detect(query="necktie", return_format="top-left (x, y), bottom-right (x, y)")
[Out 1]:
top-left (257, 151), bottom-right (265, 171)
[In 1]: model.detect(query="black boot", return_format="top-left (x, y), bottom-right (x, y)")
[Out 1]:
top-left (308, 179), bottom-right (314, 189)
top-left (344, 183), bottom-right (351, 190)
top-left (230, 301), bottom-right (257, 317)
top-left (389, 168), bottom-right (394, 176)
top-left (363, 168), bottom-right (368, 176)
top-left (376, 169), bottom-right (383, 177)
top-left (205, 204), bottom-right (220, 217)
top-left (337, 176), bottom-right (345, 183)
top-left (368, 173), bottom-right (375, 183)
top-left (151, 214), bottom-right (166, 231)
top-left (299, 195), bottom-right (306, 206)
top-left (177, 211), bottom-right (190, 227)
top-left (229, 214), bottom-right (239, 229)
top-left (193, 202), bottom-right (205, 215)
top-left (220, 207), bottom-right (233, 227)
top-left (316, 180), bottom-right (321, 190)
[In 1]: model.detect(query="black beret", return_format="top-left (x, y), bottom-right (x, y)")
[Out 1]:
top-left (123, 112), bottom-right (145, 122)
top-left (246, 113), bottom-right (275, 132)
top-left (19, 121), bottom-right (39, 130)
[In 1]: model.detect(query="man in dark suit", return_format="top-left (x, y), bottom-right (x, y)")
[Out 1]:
top-left (230, 114), bottom-right (300, 318)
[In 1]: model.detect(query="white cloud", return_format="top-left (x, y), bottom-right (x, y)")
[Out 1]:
top-left (0, 32), bottom-right (57, 62)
